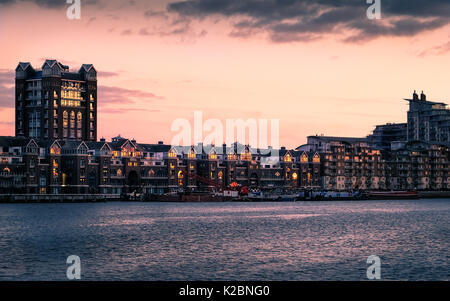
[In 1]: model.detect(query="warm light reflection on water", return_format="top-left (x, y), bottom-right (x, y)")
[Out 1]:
top-left (0, 199), bottom-right (448, 280)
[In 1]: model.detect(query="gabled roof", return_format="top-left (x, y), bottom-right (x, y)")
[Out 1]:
top-left (16, 62), bottom-right (32, 71)
top-left (85, 141), bottom-right (111, 151)
top-left (38, 139), bottom-right (61, 149)
top-left (79, 64), bottom-right (96, 73)
top-left (25, 139), bottom-right (39, 149)
top-left (61, 140), bottom-right (88, 151)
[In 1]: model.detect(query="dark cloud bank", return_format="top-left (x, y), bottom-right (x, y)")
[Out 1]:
top-left (167, 0), bottom-right (450, 42)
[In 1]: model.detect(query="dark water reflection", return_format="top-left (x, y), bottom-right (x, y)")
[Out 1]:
top-left (0, 199), bottom-right (448, 280)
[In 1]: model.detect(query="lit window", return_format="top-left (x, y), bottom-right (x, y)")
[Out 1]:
top-left (168, 149), bottom-right (177, 158)
top-left (285, 153), bottom-right (292, 162)
top-left (301, 154), bottom-right (308, 163)
top-left (227, 154), bottom-right (237, 160)
top-left (240, 151), bottom-right (251, 161)
top-left (188, 149), bottom-right (196, 159)
top-left (313, 155), bottom-right (320, 163)
top-left (292, 172), bottom-right (298, 180)
top-left (209, 152), bottom-right (217, 160)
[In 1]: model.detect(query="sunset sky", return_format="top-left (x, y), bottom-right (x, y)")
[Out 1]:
top-left (1, 0), bottom-right (449, 148)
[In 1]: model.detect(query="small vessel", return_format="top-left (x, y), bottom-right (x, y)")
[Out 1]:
top-left (367, 191), bottom-right (419, 199)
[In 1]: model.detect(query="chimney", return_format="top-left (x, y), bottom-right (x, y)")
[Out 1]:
top-left (158, 141), bottom-right (163, 145)
top-left (420, 91), bottom-right (426, 101)
top-left (100, 137), bottom-right (105, 142)
top-left (413, 90), bottom-right (419, 101)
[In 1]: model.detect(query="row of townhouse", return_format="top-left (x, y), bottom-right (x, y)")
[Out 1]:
top-left (1, 135), bottom-right (448, 195)
top-left (0, 135), bottom-right (321, 195)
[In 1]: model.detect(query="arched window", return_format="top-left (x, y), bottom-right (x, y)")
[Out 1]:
top-left (218, 171), bottom-right (223, 180)
top-left (63, 111), bottom-right (68, 128)
top-left (117, 169), bottom-right (122, 176)
top-left (3, 167), bottom-right (10, 174)
top-left (284, 153), bottom-right (292, 162)
top-left (77, 112), bottom-right (82, 128)
top-left (178, 170), bottom-right (184, 186)
top-left (148, 169), bottom-right (155, 177)
top-left (70, 111), bottom-right (75, 128)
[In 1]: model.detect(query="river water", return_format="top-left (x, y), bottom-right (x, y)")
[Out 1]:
top-left (0, 199), bottom-right (448, 280)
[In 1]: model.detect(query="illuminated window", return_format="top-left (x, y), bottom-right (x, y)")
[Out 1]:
top-left (50, 147), bottom-right (60, 155)
top-left (209, 151), bottom-right (217, 160)
top-left (168, 149), bottom-right (177, 158)
top-left (53, 168), bottom-right (58, 177)
top-left (117, 169), bottom-right (122, 176)
top-left (77, 112), bottom-right (82, 128)
top-left (292, 172), bottom-right (298, 180)
top-left (190, 163), bottom-right (195, 170)
top-left (300, 154), bottom-right (308, 163)
top-left (3, 167), bottom-right (10, 174)
top-left (218, 171), bottom-right (223, 180)
top-left (63, 111), bottom-right (68, 128)
top-left (188, 149), bottom-right (196, 159)
top-left (70, 111), bottom-right (75, 129)
top-left (148, 169), bottom-right (155, 177)
top-left (284, 153), bottom-right (292, 162)
top-left (275, 171), bottom-right (280, 177)
top-left (313, 154), bottom-right (320, 163)
top-left (240, 151), bottom-right (252, 161)
top-left (227, 154), bottom-right (237, 160)
top-left (170, 163), bottom-right (175, 169)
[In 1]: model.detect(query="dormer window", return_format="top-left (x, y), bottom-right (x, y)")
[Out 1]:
top-left (168, 149), bottom-right (177, 158)
top-left (300, 154), bottom-right (308, 163)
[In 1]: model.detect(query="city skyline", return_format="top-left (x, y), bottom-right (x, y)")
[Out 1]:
top-left (1, 0), bottom-right (450, 148)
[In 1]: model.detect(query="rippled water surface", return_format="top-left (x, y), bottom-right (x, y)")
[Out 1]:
top-left (0, 199), bottom-right (449, 280)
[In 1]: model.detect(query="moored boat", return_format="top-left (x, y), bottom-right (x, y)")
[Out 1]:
top-left (367, 191), bottom-right (419, 199)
